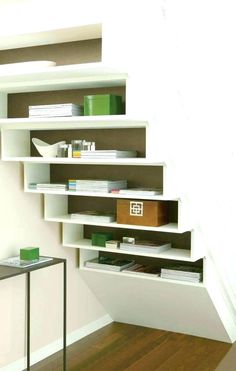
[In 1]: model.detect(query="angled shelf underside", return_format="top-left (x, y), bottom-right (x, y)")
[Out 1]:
top-left (0, 63), bottom-right (127, 93)
top-left (0, 116), bottom-right (148, 130)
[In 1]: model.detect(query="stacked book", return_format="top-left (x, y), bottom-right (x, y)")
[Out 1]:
top-left (70, 210), bottom-right (115, 223)
top-left (119, 187), bottom-right (163, 196)
top-left (29, 182), bottom-right (67, 191)
top-left (80, 150), bottom-right (137, 159)
top-left (29, 103), bottom-right (83, 118)
top-left (160, 265), bottom-right (203, 283)
top-left (85, 256), bottom-right (135, 271)
top-left (0, 256), bottom-right (53, 269)
top-left (68, 179), bottom-right (127, 192)
top-left (123, 263), bottom-right (161, 276)
top-left (119, 240), bottom-right (171, 254)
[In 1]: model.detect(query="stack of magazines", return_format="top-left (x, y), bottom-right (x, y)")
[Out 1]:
top-left (70, 210), bottom-right (115, 223)
top-left (123, 263), bottom-right (161, 276)
top-left (85, 256), bottom-right (135, 271)
top-left (119, 240), bottom-right (171, 254)
top-left (29, 103), bottom-right (83, 118)
top-left (160, 265), bottom-right (203, 283)
top-left (29, 182), bottom-right (67, 191)
top-left (119, 187), bottom-right (163, 196)
top-left (0, 256), bottom-right (53, 268)
top-left (80, 150), bottom-right (137, 159)
top-left (68, 179), bottom-right (127, 192)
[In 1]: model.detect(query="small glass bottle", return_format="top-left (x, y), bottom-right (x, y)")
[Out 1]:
top-left (68, 144), bottom-right (72, 158)
top-left (71, 140), bottom-right (83, 158)
top-left (58, 144), bottom-right (68, 157)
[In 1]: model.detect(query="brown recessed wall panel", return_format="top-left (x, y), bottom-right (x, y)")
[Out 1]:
top-left (84, 227), bottom-right (191, 251)
top-left (50, 164), bottom-right (163, 189)
top-left (8, 86), bottom-right (126, 118)
top-left (0, 38), bottom-right (101, 66)
top-left (30, 128), bottom-right (145, 157)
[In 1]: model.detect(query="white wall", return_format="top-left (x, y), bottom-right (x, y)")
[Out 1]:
top-left (104, 1), bottom-right (236, 322)
top-left (0, 0), bottom-right (236, 368)
top-left (0, 162), bottom-right (109, 369)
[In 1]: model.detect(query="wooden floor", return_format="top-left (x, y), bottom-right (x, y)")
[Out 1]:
top-left (29, 322), bottom-right (233, 371)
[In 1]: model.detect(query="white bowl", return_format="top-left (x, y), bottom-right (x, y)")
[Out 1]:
top-left (32, 138), bottom-right (65, 157)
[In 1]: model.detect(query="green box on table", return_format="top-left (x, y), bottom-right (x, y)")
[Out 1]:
top-left (20, 247), bottom-right (39, 261)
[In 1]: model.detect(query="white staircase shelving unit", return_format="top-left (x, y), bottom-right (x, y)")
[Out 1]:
top-left (0, 62), bottom-right (203, 279)
top-left (1, 59), bottom-right (233, 343)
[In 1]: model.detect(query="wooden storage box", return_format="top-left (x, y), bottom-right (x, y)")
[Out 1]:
top-left (117, 199), bottom-right (168, 227)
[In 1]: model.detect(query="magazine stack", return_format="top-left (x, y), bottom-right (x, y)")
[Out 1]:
top-left (160, 265), bottom-right (203, 283)
top-left (29, 103), bottom-right (83, 117)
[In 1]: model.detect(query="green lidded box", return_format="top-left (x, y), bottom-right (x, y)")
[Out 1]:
top-left (84, 94), bottom-right (123, 116)
top-left (92, 232), bottom-right (113, 247)
top-left (20, 247), bottom-right (40, 261)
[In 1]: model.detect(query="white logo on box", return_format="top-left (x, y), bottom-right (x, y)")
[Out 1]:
top-left (130, 201), bottom-right (143, 216)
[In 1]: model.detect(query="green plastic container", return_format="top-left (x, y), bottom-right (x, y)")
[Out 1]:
top-left (92, 232), bottom-right (113, 247)
top-left (20, 247), bottom-right (39, 261)
top-left (84, 94), bottom-right (123, 116)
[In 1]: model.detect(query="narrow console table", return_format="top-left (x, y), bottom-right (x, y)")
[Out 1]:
top-left (0, 257), bottom-right (67, 371)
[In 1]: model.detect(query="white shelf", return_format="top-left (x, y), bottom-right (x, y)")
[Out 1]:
top-left (0, 62), bottom-right (127, 93)
top-left (64, 238), bottom-right (196, 261)
top-left (26, 189), bottom-right (177, 201)
top-left (80, 266), bottom-right (204, 287)
top-left (0, 116), bottom-right (148, 130)
top-left (1, 157), bottom-right (165, 166)
top-left (0, 117), bottom-right (149, 160)
top-left (46, 214), bottom-right (184, 233)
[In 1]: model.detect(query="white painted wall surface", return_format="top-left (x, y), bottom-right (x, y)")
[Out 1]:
top-left (0, 162), bottom-right (110, 369)
top-left (0, 0), bottom-right (236, 368)
top-left (103, 0), bottom-right (236, 328)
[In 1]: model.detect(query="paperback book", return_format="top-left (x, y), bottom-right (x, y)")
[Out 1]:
top-left (161, 265), bottom-right (203, 278)
top-left (160, 273), bottom-right (202, 283)
top-left (29, 182), bottom-right (67, 191)
top-left (85, 256), bottom-right (135, 271)
top-left (123, 263), bottom-right (161, 276)
top-left (70, 210), bottom-right (115, 223)
top-left (68, 179), bottom-right (127, 192)
top-left (0, 256), bottom-right (53, 269)
top-left (119, 187), bottom-right (163, 196)
top-left (160, 265), bottom-right (203, 283)
top-left (80, 150), bottom-right (137, 159)
top-left (119, 240), bottom-right (171, 254)
top-left (29, 103), bottom-right (83, 117)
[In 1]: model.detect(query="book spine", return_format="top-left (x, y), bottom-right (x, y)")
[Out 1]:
top-left (29, 104), bottom-right (82, 109)
top-left (161, 274), bottom-right (201, 282)
top-left (161, 269), bottom-right (202, 278)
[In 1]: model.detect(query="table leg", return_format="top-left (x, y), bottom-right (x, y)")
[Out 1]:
top-left (27, 271), bottom-right (30, 370)
top-left (63, 261), bottom-right (67, 371)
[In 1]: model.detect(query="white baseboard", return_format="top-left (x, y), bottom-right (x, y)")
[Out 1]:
top-left (1, 314), bottom-right (113, 371)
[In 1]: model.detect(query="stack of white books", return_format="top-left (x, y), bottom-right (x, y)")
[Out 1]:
top-left (70, 210), bottom-right (115, 223)
top-left (68, 179), bottom-right (127, 192)
top-left (119, 187), bottom-right (163, 196)
top-left (161, 265), bottom-right (203, 283)
top-left (85, 256), bottom-right (135, 271)
top-left (80, 150), bottom-right (137, 159)
top-left (29, 103), bottom-right (83, 117)
top-left (0, 256), bottom-right (53, 268)
top-left (29, 182), bottom-right (67, 191)
top-left (119, 240), bottom-right (171, 254)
